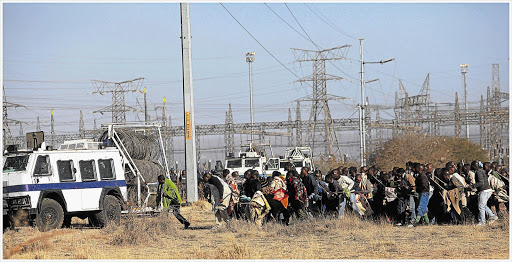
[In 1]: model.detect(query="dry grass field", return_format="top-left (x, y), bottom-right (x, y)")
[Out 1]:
top-left (2, 200), bottom-right (510, 260)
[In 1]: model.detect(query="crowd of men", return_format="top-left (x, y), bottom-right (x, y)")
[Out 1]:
top-left (200, 160), bottom-right (509, 228)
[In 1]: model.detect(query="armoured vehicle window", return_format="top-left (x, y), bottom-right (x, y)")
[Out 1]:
top-left (244, 158), bottom-right (259, 168)
top-left (79, 160), bottom-right (96, 181)
top-left (265, 158), bottom-right (279, 170)
top-left (57, 160), bottom-right (75, 181)
top-left (98, 159), bottom-right (115, 180)
top-left (3, 155), bottom-right (30, 172)
top-left (226, 159), bottom-right (242, 168)
top-left (34, 155), bottom-right (51, 176)
top-left (292, 161), bottom-right (303, 167)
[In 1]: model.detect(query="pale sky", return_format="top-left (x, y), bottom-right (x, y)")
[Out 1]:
top-left (2, 1), bottom-right (509, 161)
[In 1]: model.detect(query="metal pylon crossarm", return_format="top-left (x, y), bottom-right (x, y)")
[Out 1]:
top-left (91, 77), bottom-right (144, 123)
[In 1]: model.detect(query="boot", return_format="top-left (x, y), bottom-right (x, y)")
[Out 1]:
top-left (415, 215), bottom-right (421, 223)
top-left (423, 214), bottom-right (429, 224)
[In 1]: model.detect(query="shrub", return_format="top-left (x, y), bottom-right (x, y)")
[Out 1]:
top-left (369, 133), bottom-right (488, 170)
top-left (315, 156), bottom-right (359, 174)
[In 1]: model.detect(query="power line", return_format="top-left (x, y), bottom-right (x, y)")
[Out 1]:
top-left (264, 3), bottom-right (309, 42)
top-left (219, 3), bottom-right (309, 88)
top-left (304, 3), bottom-right (357, 40)
top-left (262, 5), bottom-right (363, 107)
top-left (285, 3), bottom-right (318, 49)
top-left (280, 4), bottom-right (359, 83)
top-left (4, 55), bottom-right (240, 64)
top-left (4, 63), bottom-right (290, 88)
top-left (4, 79), bottom-right (88, 84)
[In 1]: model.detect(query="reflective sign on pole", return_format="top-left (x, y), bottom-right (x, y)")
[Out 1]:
top-left (185, 111), bottom-right (191, 140)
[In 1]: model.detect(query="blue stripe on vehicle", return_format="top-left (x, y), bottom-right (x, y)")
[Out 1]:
top-left (3, 180), bottom-right (127, 193)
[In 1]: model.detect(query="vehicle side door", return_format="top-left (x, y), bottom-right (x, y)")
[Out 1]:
top-left (32, 155), bottom-right (53, 185)
top-left (78, 159), bottom-right (101, 210)
top-left (56, 158), bottom-right (82, 212)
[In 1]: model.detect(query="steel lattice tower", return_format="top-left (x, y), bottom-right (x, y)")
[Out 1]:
top-left (395, 80), bottom-right (411, 134)
top-left (3, 89), bottom-right (26, 146)
top-left (433, 103), bottom-right (440, 136)
top-left (292, 45), bottom-right (349, 157)
top-left (365, 96), bottom-right (371, 153)
top-left (3, 98), bottom-right (13, 145)
top-left (288, 108), bottom-right (293, 147)
top-left (393, 91), bottom-right (400, 138)
top-left (295, 101), bottom-right (302, 147)
top-left (418, 74), bottom-right (431, 132)
top-left (157, 97), bottom-right (175, 168)
top-left (50, 109), bottom-right (55, 147)
top-left (18, 123), bottom-right (23, 137)
top-left (394, 75), bottom-right (432, 136)
top-left (454, 93), bottom-right (461, 138)
top-left (486, 86), bottom-right (492, 155)
top-left (224, 111), bottom-right (229, 156)
top-left (168, 115), bottom-right (175, 167)
top-left (490, 64), bottom-right (504, 162)
top-left (92, 77), bottom-right (144, 123)
top-left (162, 98), bottom-right (169, 167)
top-left (375, 108), bottom-right (383, 145)
top-left (79, 110), bottom-right (85, 138)
top-left (36, 116), bottom-right (41, 131)
top-left (480, 95), bottom-right (485, 148)
top-left (196, 128), bottom-right (201, 165)
top-left (224, 103), bottom-right (235, 156)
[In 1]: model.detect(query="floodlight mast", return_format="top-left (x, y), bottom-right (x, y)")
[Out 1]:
top-left (245, 52), bottom-right (255, 142)
top-left (460, 64), bottom-right (469, 139)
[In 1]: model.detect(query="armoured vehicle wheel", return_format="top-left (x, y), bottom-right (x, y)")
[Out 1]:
top-left (91, 195), bottom-right (121, 227)
top-left (36, 198), bottom-right (64, 232)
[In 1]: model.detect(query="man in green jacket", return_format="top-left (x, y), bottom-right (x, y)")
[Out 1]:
top-left (157, 175), bottom-right (190, 229)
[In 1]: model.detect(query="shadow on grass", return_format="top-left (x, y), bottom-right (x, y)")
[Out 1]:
top-left (64, 224), bottom-right (100, 230)
top-left (186, 225), bottom-right (214, 230)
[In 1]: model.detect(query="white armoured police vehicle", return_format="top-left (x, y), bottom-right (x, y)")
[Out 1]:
top-left (224, 144), bottom-right (315, 177)
top-left (225, 143), bottom-right (275, 177)
top-left (3, 135), bottom-right (128, 231)
top-left (277, 147), bottom-right (315, 174)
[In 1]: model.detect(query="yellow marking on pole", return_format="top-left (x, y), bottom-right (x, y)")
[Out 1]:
top-left (185, 111), bottom-right (191, 140)
top-left (144, 87), bottom-right (147, 94)
top-left (51, 109), bottom-right (53, 116)
top-left (164, 97), bottom-right (166, 103)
